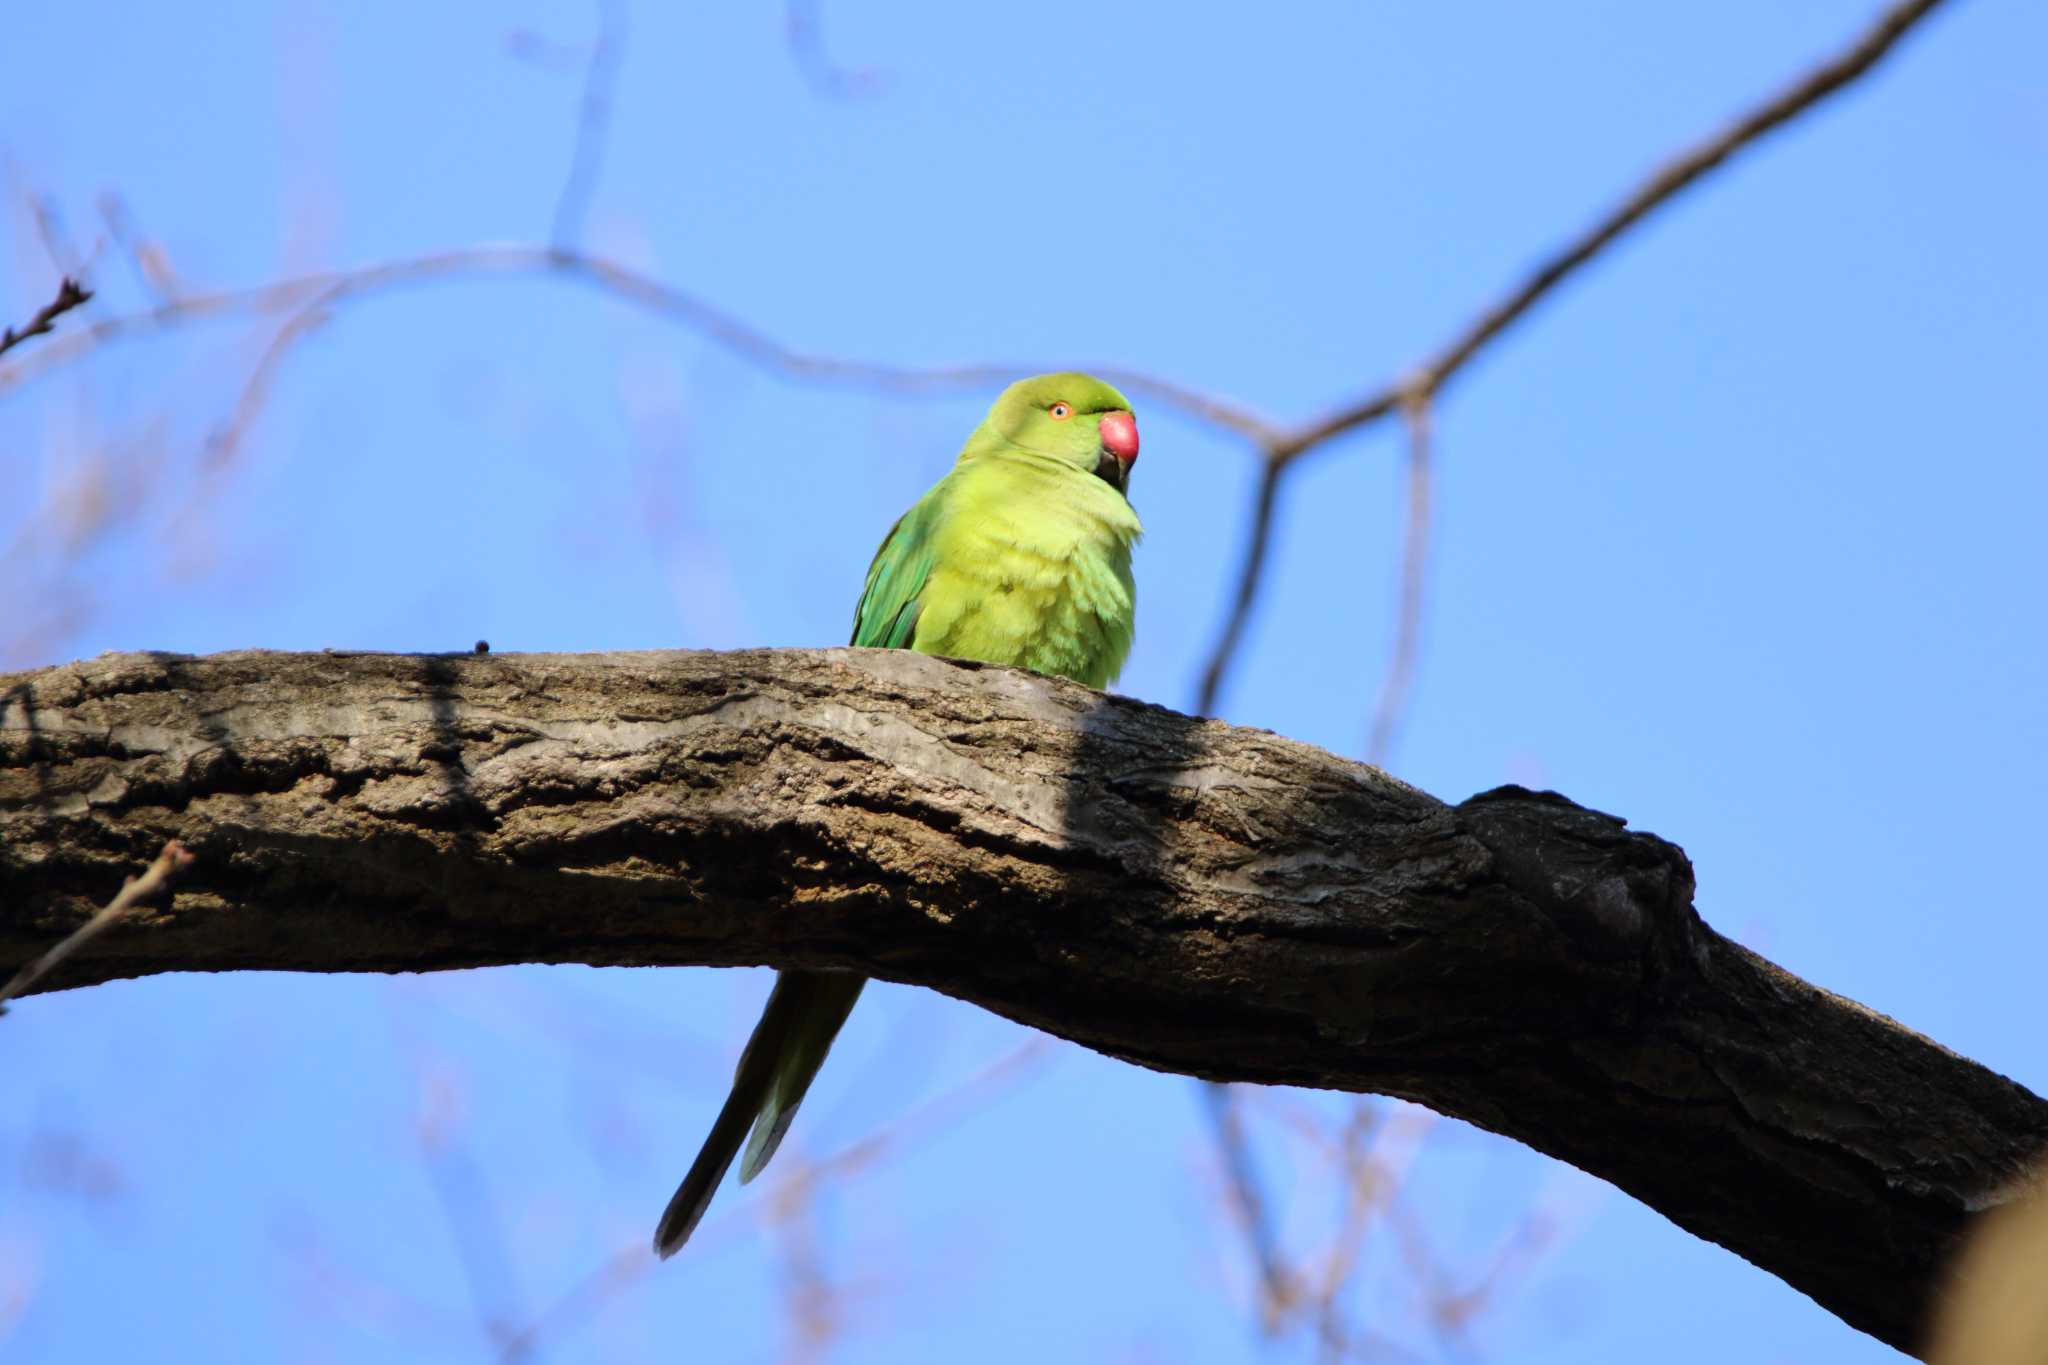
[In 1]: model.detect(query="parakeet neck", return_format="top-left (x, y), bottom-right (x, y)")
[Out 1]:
top-left (958, 429), bottom-right (1141, 541)
top-left (975, 448), bottom-right (1139, 545)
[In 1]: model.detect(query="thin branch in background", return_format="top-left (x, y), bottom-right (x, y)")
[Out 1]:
top-left (1189, 0), bottom-right (1952, 716)
top-left (769, 1178), bottom-right (848, 1365)
top-left (495, 1038), bottom-right (1053, 1363)
top-left (1212, 1082), bottom-right (1584, 1358)
top-left (1384, 1201), bottom-right (1475, 1352)
top-left (1201, 1081), bottom-right (1298, 1332)
top-left (786, 0), bottom-right (889, 100)
top-left (550, 0), bottom-right (627, 253)
top-left (1277, 0), bottom-right (1951, 463)
top-left (764, 1036), bottom-right (1051, 1192)
top-left (414, 1064), bottom-right (532, 1362)
top-left (504, 28), bottom-right (586, 75)
top-left (379, 986), bottom-right (538, 1361)
top-left (203, 295), bottom-right (336, 471)
top-left (21, 1124), bottom-right (131, 1210)
top-left (1365, 396), bottom-right (1434, 768)
top-left (1228, 1096), bottom-right (1443, 1363)
top-left (492, 1242), bottom-right (649, 1365)
top-left (1429, 1205), bottom-right (1559, 1338)
top-left (0, 839), bottom-right (190, 1013)
top-left (0, 240), bottom-right (1279, 448)
top-left (1194, 459), bottom-right (1283, 716)
top-left (0, 278), bottom-right (93, 362)
top-left (1095, 368), bottom-right (1280, 445)
top-left (760, 1176), bottom-right (893, 1365)
top-left (96, 193), bottom-right (181, 303)
top-left (22, 191), bottom-right (84, 281)
top-left (1307, 1103), bottom-right (1386, 1363)
top-left (1344, 1106), bottom-right (1441, 1354)
top-left (0, 417), bottom-right (172, 668)
top-left (275, 1212), bottom-right (480, 1347)
top-left (132, 246), bottom-right (1267, 477)
top-left (1387, 1158), bottom-right (1603, 1345)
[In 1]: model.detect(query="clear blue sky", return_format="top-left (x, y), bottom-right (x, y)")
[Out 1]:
top-left (4, 3), bottom-right (2045, 1361)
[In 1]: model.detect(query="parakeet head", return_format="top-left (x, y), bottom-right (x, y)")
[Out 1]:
top-left (977, 372), bottom-right (1140, 495)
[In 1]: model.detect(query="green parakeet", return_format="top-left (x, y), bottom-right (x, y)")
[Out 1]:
top-left (653, 372), bottom-right (1143, 1256)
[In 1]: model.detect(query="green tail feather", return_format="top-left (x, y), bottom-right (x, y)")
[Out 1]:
top-left (738, 972), bottom-right (865, 1182)
top-left (652, 970), bottom-right (865, 1256)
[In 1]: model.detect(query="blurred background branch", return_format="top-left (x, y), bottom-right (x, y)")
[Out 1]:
top-left (1191, 0), bottom-right (1951, 719)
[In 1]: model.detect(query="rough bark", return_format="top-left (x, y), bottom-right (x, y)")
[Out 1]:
top-left (1, 647), bottom-right (2040, 1354)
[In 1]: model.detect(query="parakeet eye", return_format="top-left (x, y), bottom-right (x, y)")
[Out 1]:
top-left (1048, 402), bottom-right (1073, 420)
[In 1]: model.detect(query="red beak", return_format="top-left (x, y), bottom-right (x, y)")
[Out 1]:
top-left (1099, 410), bottom-right (1139, 466)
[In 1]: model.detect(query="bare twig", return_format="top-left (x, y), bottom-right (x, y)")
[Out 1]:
top-left (24, 193), bottom-right (84, 280)
top-left (22, 1122), bottom-right (131, 1210)
top-left (0, 418), bottom-right (171, 668)
top-left (0, 278), bottom-right (93, 361)
top-left (492, 1242), bottom-right (649, 1365)
top-left (1202, 1081), bottom-right (1298, 1330)
top-left (505, 28), bottom-right (586, 75)
top-left (408, 1056), bottom-right (531, 1361)
top-left (1216, 1094), bottom-right (1445, 1361)
top-left (768, 1036), bottom-right (1052, 1192)
top-left (205, 296), bottom-right (337, 470)
top-left (494, 1037), bottom-right (1053, 1362)
top-left (769, 1180), bottom-right (846, 1365)
top-left (1190, 0), bottom-right (1952, 713)
top-left (0, 838), bottom-right (190, 1013)
top-left (1308, 1103), bottom-right (1385, 1361)
top-left (96, 193), bottom-right (182, 303)
top-left (0, 244), bottom-right (1276, 448)
top-left (550, 0), bottom-right (627, 253)
top-left (1194, 460), bottom-right (1283, 716)
top-left (423, 1145), bottom-right (530, 1358)
top-left (1364, 396), bottom-right (1434, 768)
top-left (786, 0), bottom-right (889, 100)
top-left (276, 1213), bottom-right (480, 1345)
top-left (1279, 0), bottom-right (1950, 464)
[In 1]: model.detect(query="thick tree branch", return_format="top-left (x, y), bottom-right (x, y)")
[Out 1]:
top-left (1, 647), bottom-right (2039, 1355)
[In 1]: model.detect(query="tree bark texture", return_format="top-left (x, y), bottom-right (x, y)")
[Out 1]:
top-left (2, 648), bottom-right (2041, 1354)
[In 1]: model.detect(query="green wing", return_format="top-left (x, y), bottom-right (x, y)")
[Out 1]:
top-left (849, 485), bottom-right (944, 649)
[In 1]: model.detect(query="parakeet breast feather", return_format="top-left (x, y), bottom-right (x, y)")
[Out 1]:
top-left (909, 454), bottom-right (1139, 688)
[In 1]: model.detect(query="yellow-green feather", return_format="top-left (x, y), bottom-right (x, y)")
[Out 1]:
top-left (855, 454), bottom-right (1140, 686)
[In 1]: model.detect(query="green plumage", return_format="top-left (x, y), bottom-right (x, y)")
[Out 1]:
top-left (653, 373), bottom-right (1143, 1256)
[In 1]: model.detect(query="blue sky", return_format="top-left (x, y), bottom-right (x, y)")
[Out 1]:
top-left (4, 2), bottom-right (2045, 1361)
